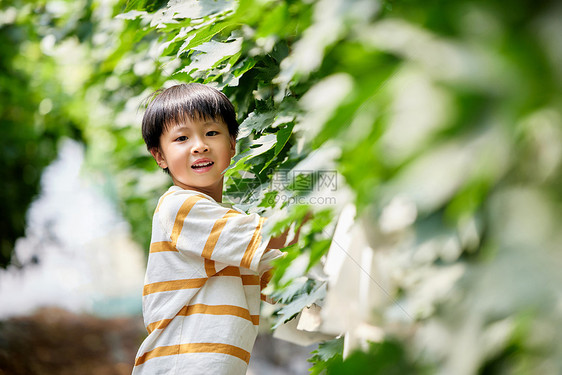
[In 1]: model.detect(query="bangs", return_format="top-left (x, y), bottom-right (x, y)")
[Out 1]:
top-left (142, 83), bottom-right (239, 150)
top-left (160, 100), bottom-right (225, 133)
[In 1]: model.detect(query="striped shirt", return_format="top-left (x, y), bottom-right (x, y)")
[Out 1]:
top-left (133, 186), bottom-right (282, 374)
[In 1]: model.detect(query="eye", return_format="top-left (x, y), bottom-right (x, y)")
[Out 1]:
top-left (175, 136), bottom-right (188, 142)
top-left (207, 131), bottom-right (218, 136)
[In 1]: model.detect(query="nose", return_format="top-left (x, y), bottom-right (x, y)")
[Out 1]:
top-left (191, 136), bottom-right (209, 153)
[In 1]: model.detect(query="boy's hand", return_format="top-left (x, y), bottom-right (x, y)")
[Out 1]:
top-left (266, 230), bottom-right (289, 250)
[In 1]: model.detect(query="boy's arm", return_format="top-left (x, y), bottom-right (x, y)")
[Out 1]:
top-left (266, 230), bottom-right (290, 250)
top-left (259, 212), bottom-right (313, 304)
top-left (158, 192), bottom-right (272, 274)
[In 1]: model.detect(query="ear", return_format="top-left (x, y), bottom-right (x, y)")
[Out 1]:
top-left (150, 147), bottom-right (168, 169)
top-left (229, 136), bottom-right (236, 158)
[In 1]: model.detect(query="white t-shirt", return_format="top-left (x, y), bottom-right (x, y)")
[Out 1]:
top-left (133, 186), bottom-right (282, 374)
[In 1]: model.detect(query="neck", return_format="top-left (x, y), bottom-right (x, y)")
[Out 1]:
top-left (172, 178), bottom-right (224, 203)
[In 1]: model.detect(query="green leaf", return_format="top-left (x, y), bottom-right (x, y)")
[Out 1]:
top-left (273, 282), bottom-right (326, 328)
top-left (179, 38), bottom-right (243, 75)
top-left (233, 57), bottom-right (256, 78)
top-left (168, 0), bottom-right (235, 20)
top-left (123, 0), bottom-right (167, 12)
top-left (237, 111), bottom-right (276, 139)
top-left (179, 22), bottom-right (235, 54)
top-left (308, 337), bottom-right (344, 375)
top-left (313, 337), bottom-right (344, 363)
top-left (326, 340), bottom-right (421, 374)
top-left (308, 238), bottom-right (332, 271)
top-left (274, 123), bottom-right (293, 155)
top-left (258, 190), bottom-right (278, 208)
top-left (162, 40), bottom-right (185, 57)
top-left (271, 277), bottom-right (315, 303)
top-left (255, 2), bottom-right (289, 38)
top-left (223, 133), bottom-right (277, 175)
top-left (123, 0), bottom-right (148, 12)
top-left (269, 204), bottom-right (310, 236)
top-left (269, 244), bottom-right (301, 286)
top-left (259, 122), bottom-right (294, 173)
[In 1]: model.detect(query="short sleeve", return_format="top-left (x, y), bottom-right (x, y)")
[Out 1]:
top-left (158, 190), bottom-right (272, 273)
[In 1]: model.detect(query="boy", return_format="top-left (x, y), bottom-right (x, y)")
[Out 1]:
top-left (133, 83), bottom-right (292, 374)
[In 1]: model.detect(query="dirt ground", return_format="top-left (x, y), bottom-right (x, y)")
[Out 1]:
top-left (0, 308), bottom-right (313, 375)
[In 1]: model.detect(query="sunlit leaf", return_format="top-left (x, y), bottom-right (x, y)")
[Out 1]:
top-left (273, 282), bottom-right (326, 328)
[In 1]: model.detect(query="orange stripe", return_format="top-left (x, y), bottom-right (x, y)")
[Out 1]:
top-left (213, 268), bottom-right (257, 285)
top-left (150, 241), bottom-right (177, 253)
top-left (184, 304), bottom-right (253, 321)
top-left (251, 315), bottom-right (260, 325)
top-left (143, 278), bottom-right (207, 296)
top-left (170, 195), bottom-right (205, 247)
top-left (205, 258), bottom-right (216, 276)
top-left (146, 318), bottom-right (173, 334)
top-left (209, 268), bottom-right (258, 284)
top-left (146, 303), bottom-right (259, 334)
top-left (144, 274), bottom-right (255, 306)
top-left (260, 269), bottom-right (273, 290)
top-left (201, 210), bottom-right (240, 260)
top-left (135, 342), bottom-right (251, 366)
top-left (148, 314), bottom-right (259, 333)
top-left (241, 274), bottom-right (260, 285)
top-left (214, 266), bottom-right (241, 277)
top-left (240, 217), bottom-right (266, 269)
top-left (155, 191), bottom-right (176, 213)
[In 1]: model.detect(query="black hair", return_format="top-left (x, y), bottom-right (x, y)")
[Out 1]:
top-left (141, 83), bottom-right (239, 151)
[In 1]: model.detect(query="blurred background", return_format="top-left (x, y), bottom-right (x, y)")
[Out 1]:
top-left (1, 0), bottom-right (562, 373)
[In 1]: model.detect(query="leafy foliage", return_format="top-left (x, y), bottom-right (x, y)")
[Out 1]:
top-left (0, 1), bottom-right (91, 267)
top-left (309, 338), bottom-right (424, 375)
top-left (326, 340), bottom-right (423, 375)
top-left (308, 337), bottom-right (344, 375)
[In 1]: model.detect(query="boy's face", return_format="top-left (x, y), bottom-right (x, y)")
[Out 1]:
top-left (150, 116), bottom-right (236, 200)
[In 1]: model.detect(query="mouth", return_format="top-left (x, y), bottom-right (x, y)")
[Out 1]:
top-left (191, 161), bottom-right (214, 171)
